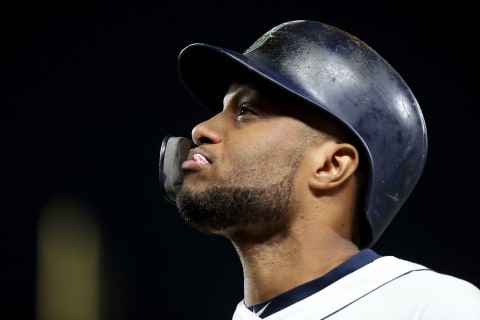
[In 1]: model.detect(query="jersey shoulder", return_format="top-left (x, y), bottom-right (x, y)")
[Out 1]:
top-left (377, 256), bottom-right (480, 318)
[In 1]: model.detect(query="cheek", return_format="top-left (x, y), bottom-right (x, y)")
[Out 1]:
top-left (221, 127), bottom-right (302, 182)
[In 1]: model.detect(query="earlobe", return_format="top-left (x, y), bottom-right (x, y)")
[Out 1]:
top-left (309, 142), bottom-right (359, 190)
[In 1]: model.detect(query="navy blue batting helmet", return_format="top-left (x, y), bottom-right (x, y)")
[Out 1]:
top-left (162, 20), bottom-right (428, 248)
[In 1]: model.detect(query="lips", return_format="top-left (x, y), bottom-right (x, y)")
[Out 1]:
top-left (193, 153), bottom-right (210, 165)
top-left (181, 149), bottom-right (211, 170)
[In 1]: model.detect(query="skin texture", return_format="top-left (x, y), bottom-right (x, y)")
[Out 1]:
top-left (177, 81), bottom-right (362, 305)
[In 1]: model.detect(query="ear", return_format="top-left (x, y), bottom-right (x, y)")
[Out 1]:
top-left (308, 141), bottom-right (359, 191)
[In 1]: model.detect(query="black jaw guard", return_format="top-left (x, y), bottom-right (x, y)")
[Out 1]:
top-left (159, 135), bottom-right (192, 204)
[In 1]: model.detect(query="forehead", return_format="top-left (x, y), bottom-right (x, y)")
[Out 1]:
top-left (224, 80), bottom-right (298, 109)
top-left (223, 80), bottom-right (353, 145)
top-left (224, 80), bottom-right (321, 122)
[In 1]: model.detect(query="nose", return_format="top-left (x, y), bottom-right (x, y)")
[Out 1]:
top-left (191, 114), bottom-right (223, 146)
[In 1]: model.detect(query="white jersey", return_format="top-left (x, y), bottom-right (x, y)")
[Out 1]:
top-left (232, 256), bottom-right (480, 320)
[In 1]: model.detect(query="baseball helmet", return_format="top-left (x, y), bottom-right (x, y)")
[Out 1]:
top-left (162, 20), bottom-right (428, 248)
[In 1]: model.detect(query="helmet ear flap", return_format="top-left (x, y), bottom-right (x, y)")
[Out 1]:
top-left (159, 135), bottom-right (192, 204)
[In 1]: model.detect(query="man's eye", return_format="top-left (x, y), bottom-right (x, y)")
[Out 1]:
top-left (239, 106), bottom-right (251, 115)
top-left (238, 105), bottom-right (256, 116)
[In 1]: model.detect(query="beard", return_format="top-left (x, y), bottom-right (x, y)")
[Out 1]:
top-left (176, 168), bottom-right (296, 238)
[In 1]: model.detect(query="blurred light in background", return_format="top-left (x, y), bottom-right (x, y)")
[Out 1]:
top-left (36, 197), bottom-right (101, 320)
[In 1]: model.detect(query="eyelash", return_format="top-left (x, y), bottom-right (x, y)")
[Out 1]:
top-left (238, 103), bottom-right (257, 116)
top-left (238, 106), bottom-right (251, 116)
top-left (234, 101), bottom-right (261, 124)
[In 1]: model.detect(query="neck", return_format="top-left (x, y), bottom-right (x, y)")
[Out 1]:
top-left (230, 226), bottom-right (359, 306)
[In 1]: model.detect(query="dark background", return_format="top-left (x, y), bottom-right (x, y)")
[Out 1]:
top-left (4, 1), bottom-right (479, 319)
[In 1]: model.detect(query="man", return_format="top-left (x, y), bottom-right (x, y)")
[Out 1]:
top-left (159, 20), bottom-right (480, 319)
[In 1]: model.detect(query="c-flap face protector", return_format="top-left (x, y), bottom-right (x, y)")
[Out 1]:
top-left (159, 135), bottom-right (192, 204)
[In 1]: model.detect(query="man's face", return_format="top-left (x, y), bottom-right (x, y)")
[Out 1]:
top-left (176, 82), bottom-right (316, 238)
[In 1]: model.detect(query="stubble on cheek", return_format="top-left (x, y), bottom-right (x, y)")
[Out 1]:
top-left (176, 148), bottom-right (304, 238)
